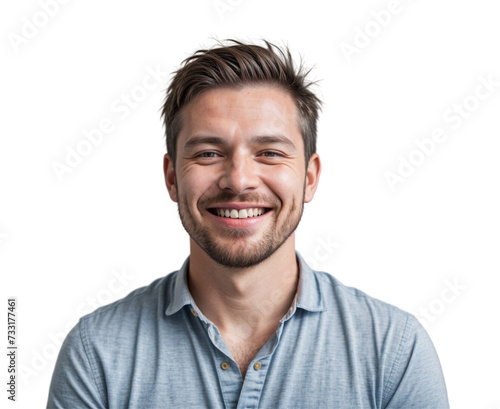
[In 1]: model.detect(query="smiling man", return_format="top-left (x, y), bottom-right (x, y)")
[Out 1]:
top-left (47, 40), bottom-right (449, 408)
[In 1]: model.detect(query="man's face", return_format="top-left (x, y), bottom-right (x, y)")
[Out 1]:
top-left (164, 85), bottom-right (320, 268)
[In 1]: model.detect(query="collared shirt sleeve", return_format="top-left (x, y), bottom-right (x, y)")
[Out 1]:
top-left (46, 322), bottom-right (106, 409)
top-left (383, 315), bottom-right (449, 409)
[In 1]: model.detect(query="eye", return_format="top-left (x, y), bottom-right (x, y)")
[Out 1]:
top-left (259, 151), bottom-right (284, 158)
top-left (197, 151), bottom-right (220, 158)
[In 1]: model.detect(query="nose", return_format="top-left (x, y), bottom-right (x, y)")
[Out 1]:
top-left (218, 151), bottom-right (260, 194)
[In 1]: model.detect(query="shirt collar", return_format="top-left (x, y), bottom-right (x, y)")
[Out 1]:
top-left (165, 257), bottom-right (193, 316)
top-left (294, 251), bottom-right (327, 313)
top-left (165, 251), bottom-right (326, 317)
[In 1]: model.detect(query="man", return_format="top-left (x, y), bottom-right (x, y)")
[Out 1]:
top-left (47, 40), bottom-right (449, 408)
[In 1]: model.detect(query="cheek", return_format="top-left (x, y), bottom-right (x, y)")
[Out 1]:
top-left (263, 169), bottom-right (304, 202)
top-left (178, 169), bottom-right (217, 202)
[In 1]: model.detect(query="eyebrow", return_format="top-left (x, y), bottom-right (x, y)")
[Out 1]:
top-left (250, 135), bottom-right (297, 150)
top-left (183, 134), bottom-right (297, 151)
top-left (184, 136), bottom-right (229, 150)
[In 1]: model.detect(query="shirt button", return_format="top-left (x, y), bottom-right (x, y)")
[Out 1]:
top-left (254, 362), bottom-right (262, 371)
top-left (221, 362), bottom-right (230, 370)
top-left (190, 308), bottom-right (198, 317)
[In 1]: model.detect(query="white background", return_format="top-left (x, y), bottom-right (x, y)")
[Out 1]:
top-left (1, 0), bottom-right (499, 408)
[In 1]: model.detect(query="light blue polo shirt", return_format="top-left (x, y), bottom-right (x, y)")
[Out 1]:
top-left (47, 253), bottom-right (449, 408)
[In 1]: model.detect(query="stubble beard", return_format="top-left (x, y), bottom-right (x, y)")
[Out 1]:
top-left (176, 188), bottom-right (305, 269)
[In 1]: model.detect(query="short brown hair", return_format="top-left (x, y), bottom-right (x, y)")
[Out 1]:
top-left (161, 39), bottom-right (322, 168)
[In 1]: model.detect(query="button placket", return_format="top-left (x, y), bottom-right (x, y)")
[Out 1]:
top-left (235, 357), bottom-right (270, 409)
top-left (215, 353), bottom-right (243, 409)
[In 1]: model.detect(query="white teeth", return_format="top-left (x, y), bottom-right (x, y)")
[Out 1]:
top-left (214, 207), bottom-right (267, 218)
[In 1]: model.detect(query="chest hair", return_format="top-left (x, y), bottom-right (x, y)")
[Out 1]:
top-left (223, 332), bottom-right (273, 379)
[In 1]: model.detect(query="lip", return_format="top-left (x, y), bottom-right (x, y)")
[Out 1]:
top-left (206, 207), bottom-right (272, 227)
top-left (207, 202), bottom-right (272, 210)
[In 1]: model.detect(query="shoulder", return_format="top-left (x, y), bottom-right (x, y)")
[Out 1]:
top-left (47, 272), bottom-right (181, 408)
top-left (310, 270), bottom-right (448, 405)
top-left (78, 271), bottom-right (178, 337)
top-left (309, 269), bottom-right (427, 361)
top-left (314, 269), bottom-right (414, 325)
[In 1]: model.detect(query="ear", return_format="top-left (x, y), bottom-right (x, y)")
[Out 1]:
top-left (304, 153), bottom-right (321, 203)
top-left (163, 153), bottom-right (178, 202)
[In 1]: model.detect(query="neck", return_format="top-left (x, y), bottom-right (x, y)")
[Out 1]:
top-left (187, 236), bottom-right (299, 339)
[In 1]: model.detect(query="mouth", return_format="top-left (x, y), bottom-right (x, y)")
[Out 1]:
top-left (208, 207), bottom-right (271, 219)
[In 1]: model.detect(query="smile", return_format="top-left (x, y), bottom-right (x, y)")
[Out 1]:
top-left (209, 208), bottom-right (270, 219)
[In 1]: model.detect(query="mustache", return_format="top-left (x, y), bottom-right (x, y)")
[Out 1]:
top-left (198, 191), bottom-right (280, 208)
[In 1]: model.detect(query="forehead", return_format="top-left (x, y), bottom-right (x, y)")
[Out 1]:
top-left (179, 85), bottom-right (302, 143)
